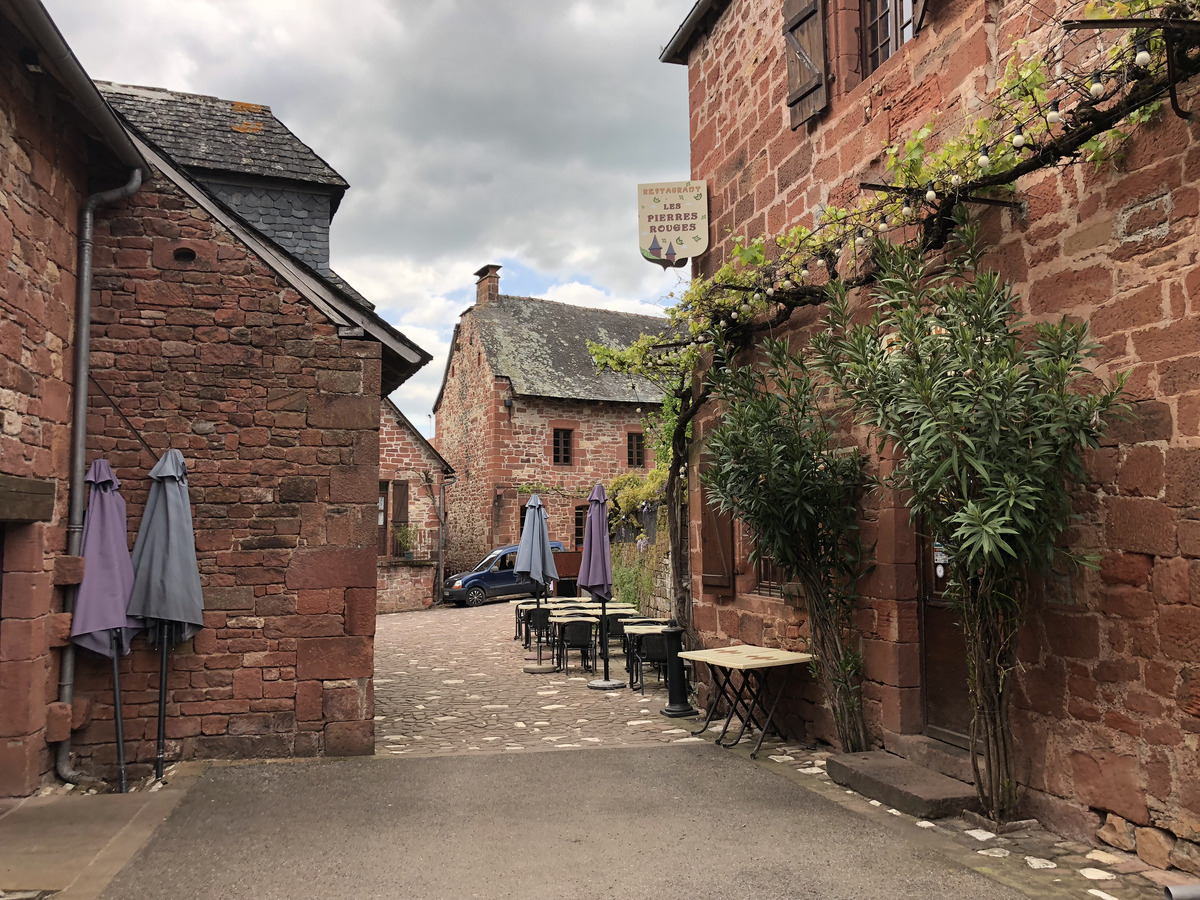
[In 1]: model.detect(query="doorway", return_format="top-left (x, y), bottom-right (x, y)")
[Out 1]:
top-left (917, 530), bottom-right (971, 748)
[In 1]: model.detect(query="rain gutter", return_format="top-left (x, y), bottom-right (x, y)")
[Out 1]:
top-left (57, 167), bottom-right (144, 784)
top-left (659, 0), bottom-right (730, 65)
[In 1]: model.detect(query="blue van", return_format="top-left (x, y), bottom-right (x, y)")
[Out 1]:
top-left (443, 542), bottom-right (566, 607)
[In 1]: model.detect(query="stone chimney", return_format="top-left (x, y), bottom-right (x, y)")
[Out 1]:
top-left (474, 264), bottom-right (501, 305)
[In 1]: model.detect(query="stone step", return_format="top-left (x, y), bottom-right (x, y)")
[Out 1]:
top-left (826, 750), bottom-right (980, 819)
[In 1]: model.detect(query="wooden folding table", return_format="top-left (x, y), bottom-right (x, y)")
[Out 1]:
top-left (677, 644), bottom-right (813, 759)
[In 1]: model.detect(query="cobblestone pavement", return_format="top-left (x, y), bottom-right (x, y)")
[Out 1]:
top-left (373, 605), bottom-right (1198, 898)
top-left (373, 604), bottom-right (704, 756)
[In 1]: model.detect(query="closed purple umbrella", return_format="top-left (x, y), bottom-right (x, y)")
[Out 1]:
top-left (70, 458), bottom-right (142, 791)
top-left (71, 460), bottom-right (141, 656)
top-left (580, 484), bottom-right (623, 690)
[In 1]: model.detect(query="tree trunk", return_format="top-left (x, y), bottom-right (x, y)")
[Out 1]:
top-left (801, 570), bottom-right (868, 753)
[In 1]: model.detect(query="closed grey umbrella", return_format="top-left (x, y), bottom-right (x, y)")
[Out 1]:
top-left (578, 484), bottom-right (622, 690)
top-left (515, 494), bottom-right (558, 673)
top-left (126, 448), bottom-right (205, 778)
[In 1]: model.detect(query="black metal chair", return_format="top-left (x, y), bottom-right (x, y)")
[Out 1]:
top-left (559, 620), bottom-right (596, 675)
top-left (632, 632), bottom-right (669, 694)
top-left (525, 606), bottom-right (551, 653)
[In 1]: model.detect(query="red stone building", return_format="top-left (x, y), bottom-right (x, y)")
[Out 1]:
top-left (663, 0), bottom-right (1200, 858)
top-left (0, 0), bottom-right (430, 795)
top-left (434, 265), bottom-right (664, 574)
top-left (377, 400), bottom-right (453, 613)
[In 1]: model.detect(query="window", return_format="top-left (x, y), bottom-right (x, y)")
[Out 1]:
top-left (553, 428), bottom-right (573, 466)
top-left (627, 432), bottom-right (645, 468)
top-left (862, 0), bottom-right (915, 76)
top-left (574, 506), bottom-right (588, 550)
top-left (755, 556), bottom-right (788, 598)
top-left (391, 480), bottom-right (410, 556)
top-left (377, 483), bottom-right (389, 556)
top-left (519, 503), bottom-right (529, 535)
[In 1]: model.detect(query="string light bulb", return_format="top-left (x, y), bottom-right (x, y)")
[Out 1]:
top-left (782, 279), bottom-right (794, 289)
top-left (1047, 101), bottom-right (1061, 125)
top-left (877, 216), bottom-right (889, 234)
top-left (1135, 42), bottom-right (1151, 67)
top-left (1090, 72), bottom-right (1104, 99)
top-left (1012, 124), bottom-right (1025, 149)
top-left (951, 173), bottom-right (962, 187)
top-left (799, 265), bottom-right (809, 280)
top-left (901, 201), bottom-right (913, 218)
top-left (855, 229), bottom-right (866, 249)
top-left (766, 286), bottom-right (775, 296)
top-left (815, 256), bottom-right (826, 268)
top-left (925, 182), bottom-right (937, 203)
top-left (977, 145), bottom-right (991, 169)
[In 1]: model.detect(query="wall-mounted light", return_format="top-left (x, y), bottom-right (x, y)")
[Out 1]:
top-left (503, 398), bottom-right (513, 408)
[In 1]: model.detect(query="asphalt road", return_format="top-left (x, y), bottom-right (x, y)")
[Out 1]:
top-left (98, 747), bottom-right (1017, 900)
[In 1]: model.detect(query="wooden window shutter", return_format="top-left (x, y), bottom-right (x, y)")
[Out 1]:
top-left (783, 0), bottom-right (828, 130)
top-left (392, 480), bottom-right (409, 525)
top-left (914, 0), bottom-right (931, 33)
top-left (698, 463), bottom-right (735, 601)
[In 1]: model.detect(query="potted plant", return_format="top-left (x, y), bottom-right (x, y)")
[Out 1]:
top-left (393, 524), bottom-right (417, 560)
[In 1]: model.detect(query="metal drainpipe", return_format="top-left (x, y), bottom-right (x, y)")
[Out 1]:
top-left (436, 473), bottom-right (456, 604)
top-left (56, 168), bottom-right (144, 785)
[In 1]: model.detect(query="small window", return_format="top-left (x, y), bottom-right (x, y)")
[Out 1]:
top-left (519, 503), bottom-right (529, 534)
top-left (627, 433), bottom-right (645, 468)
top-left (377, 483), bottom-right (389, 556)
top-left (862, 0), bottom-right (915, 77)
top-left (553, 428), bottom-right (573, 466)
top-left (755, 556), bottom-right (788, 598)
top-left (574, 506), bottom-right (588, 550)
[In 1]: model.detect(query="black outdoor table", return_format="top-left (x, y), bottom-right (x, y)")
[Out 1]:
top-left (679, 644), bottom-right (814, 759)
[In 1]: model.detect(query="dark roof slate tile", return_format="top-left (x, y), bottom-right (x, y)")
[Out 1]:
top-left (97, 82), bottom-right (348, 189)
top-left (472, 295), bottom-right (666, 404)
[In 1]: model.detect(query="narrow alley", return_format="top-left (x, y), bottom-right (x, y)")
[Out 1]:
top-left (372, 604), bottom-right (707, 756)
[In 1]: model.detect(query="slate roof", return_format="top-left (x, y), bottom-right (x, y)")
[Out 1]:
top-left (470, 295), bottom-right (667, 405)
top-left (97, 82), bottom-right (348, 190)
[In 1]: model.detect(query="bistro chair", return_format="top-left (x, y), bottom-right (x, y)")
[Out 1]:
top-left (632, 632), bottom-right (669, 695)
top-left (526, 606), bottom-right (552, 652)
top-left (559, 620), bottom-right (596, 675)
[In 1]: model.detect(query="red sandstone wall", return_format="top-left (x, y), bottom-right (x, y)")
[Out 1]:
top-left (377, 402), bottom-right (445, 610)
top-left (681, 0), bottom-right (1200, 843)
top-left (434, 310), bottom-right (651, 573)
top-left (0, 24), bottom-right (93, 796)
top-left (66, 170), bottom-right (382, 774)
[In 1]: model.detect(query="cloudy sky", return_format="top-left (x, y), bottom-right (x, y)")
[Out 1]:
top-left (45, 0), bottom-right (695, 434)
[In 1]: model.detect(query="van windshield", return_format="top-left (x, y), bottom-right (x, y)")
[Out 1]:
top-left (473, 550), bottom-right (503, 573)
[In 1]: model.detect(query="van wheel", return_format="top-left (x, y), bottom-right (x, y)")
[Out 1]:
top-left (465, 587), bottom-right (487, 607)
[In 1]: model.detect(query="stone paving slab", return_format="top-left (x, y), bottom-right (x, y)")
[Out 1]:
top-left (373, 606), bottom-right (705, 756)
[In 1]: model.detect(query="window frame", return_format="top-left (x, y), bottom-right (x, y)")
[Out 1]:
top-left (553, 428), bottom-right (573, 466)
top-left (861, 0), bottom-right (916, 79)
top-left (376, 482), bottom-right (389, 556)
top-left (574, 505), bottom-right (588, 550)
top-left (627, 432), bottom-right (645, 468)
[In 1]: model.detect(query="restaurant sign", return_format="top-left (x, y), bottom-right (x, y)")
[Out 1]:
top-left (637, 180), bottom-right (708, 268)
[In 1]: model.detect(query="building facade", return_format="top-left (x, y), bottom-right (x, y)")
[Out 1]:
top-left (434, 266), bottom-right (664, 574)
top-left (664, 0), bottom-right (1200, 859)
top-left (1, 0), bottom-right (430, 794)
top-left (377, 400), bottom-right (453, 613)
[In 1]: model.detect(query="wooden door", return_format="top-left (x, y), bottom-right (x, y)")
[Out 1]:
top-left (918, 531), bottom-right (972, 748)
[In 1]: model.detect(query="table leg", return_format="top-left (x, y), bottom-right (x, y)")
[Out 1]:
top-left (689, 663), bottom-right (733, 736)
top-left (713, 670), bottom-right (756, 745)
top-left (719, 670), bottom-right (767, 748)
top-left (748, 667), bottom-right (794, 759)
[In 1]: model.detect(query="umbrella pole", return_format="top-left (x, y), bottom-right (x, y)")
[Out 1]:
top-left (155, 621), bottom-right (168, 780)
top-left (109, 630), bottom-right (127, 793)
top-left (523, 583), bottom-right (556, 675)
top-left (588, 595), bottom-right (624, 690)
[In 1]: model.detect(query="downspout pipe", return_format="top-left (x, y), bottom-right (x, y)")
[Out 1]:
top-left (56, 167), bottom-right (144, 785)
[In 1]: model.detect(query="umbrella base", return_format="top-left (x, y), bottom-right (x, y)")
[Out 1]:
top-left (523, 663), bottom-right (557, 674)
top-left (588, 678), bottom-right (625, 690)
top-left (660, 702), bottom-right (698, 718)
